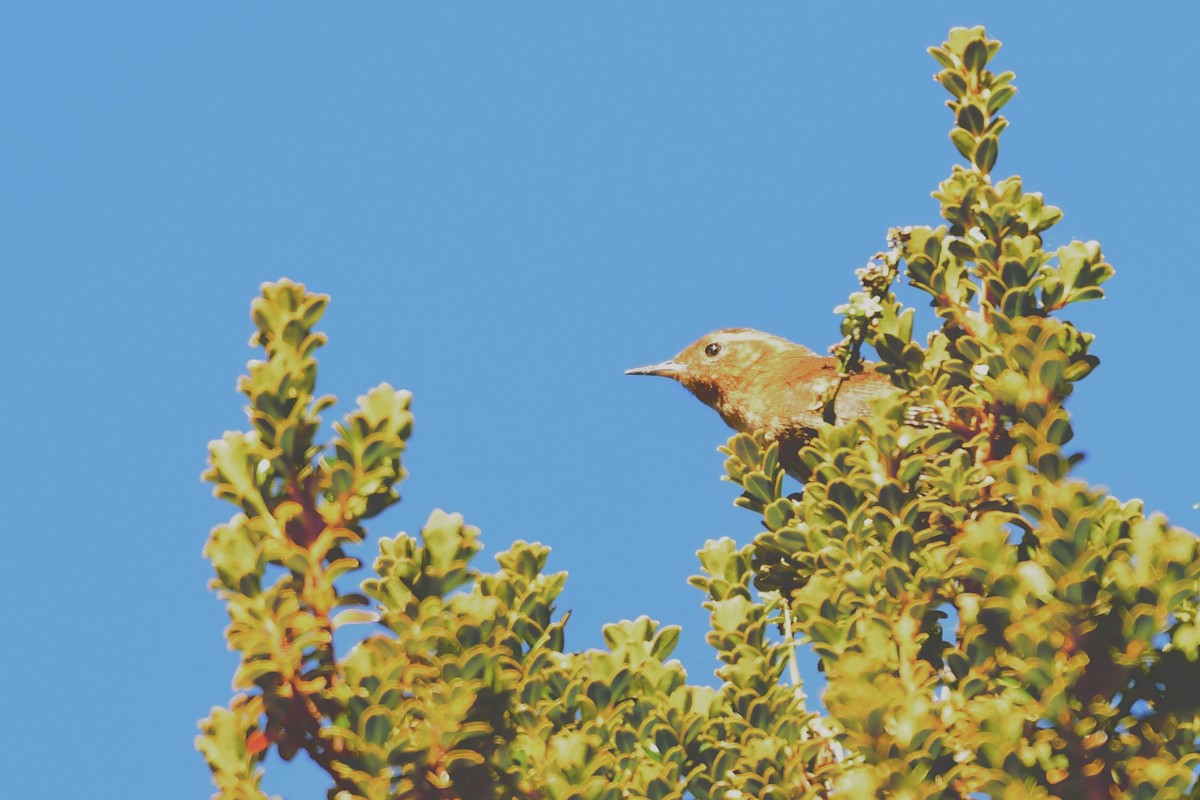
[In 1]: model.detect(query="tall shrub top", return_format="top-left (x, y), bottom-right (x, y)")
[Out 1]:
top-left (199, 27), bottom-right (1200, 800)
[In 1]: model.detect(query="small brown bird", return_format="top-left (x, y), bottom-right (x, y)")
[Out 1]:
top-left (626, 328), bottom-right (902, 469)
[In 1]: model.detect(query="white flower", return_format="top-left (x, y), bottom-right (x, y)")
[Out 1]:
top-left (854, 261), bottom-right (890, 289)
top-left (835, 292), bottom-right (884, 320)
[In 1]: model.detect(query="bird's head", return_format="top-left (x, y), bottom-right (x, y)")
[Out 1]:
top-left (625, 328), bottom-right (810, 415)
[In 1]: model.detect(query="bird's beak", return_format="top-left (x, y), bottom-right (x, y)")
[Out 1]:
top-left (625, 359), bottom-right (687, 378)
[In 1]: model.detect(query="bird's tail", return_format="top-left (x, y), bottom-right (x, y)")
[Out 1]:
top-left (903, 404), bottom-right (942, 428)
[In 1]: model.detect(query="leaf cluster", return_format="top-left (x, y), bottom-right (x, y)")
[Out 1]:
top-left (723, 27), bottom-right (1200, 798)
top-left (199, 283), bottom-right (836, 799)
top-left (199, 28), bottom-right (1200, 800)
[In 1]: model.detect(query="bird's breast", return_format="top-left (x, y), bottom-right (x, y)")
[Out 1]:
top-left (716, 383), bottom-right (817, 438)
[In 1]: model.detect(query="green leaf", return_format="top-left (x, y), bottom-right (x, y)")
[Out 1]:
top-left (651, 625), bottom-right (681, 660)
top-left (950, 128), bottom-right (977, 160)
top-left (938, 69), bottom-right (968, 99)
top-left (763, 498), bottom-right (796, 531)
top-left (331, 609), bottom-right (380, 628)
top-left (957, 103), bottom-right (986, 135)
top-left (973, 135), bottom-right (999, 173)
top-left (988, 85), bottom-right (1017, 114)
top-left (1069, 286), bottom-right (1106, 303)
top-left (963, 39), bottom-right (988, 72)
top-left (730, 432), bottom-right (761, 469)
top-left (743, 471), bottom-right (776, 504)
top-left (928, 46), bottom-right (956, 70)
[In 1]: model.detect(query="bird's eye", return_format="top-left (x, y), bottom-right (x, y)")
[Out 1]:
top-left (704, 342), bottom-right (722, 357)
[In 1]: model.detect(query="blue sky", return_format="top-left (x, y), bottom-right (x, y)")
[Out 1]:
top-left (4, 4), bottom-right (1198, 798)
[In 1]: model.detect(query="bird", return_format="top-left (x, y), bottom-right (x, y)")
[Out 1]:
top-left (625, 328), bottom-right (906, 474)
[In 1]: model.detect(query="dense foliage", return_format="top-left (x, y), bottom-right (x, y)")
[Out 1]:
top-left (199, 28), bottom-right (1200, 799)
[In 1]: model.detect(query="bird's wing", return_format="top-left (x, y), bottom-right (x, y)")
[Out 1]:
top-left (833, 369), bottom-right (897, 419)
top-left (772, 353), bottom-right (837, 427)
top-left (776, 356), bottom-right (897, 414)
top-left (838, 369), bottom-right (941, 427)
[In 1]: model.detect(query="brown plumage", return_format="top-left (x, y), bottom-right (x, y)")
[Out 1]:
top-left (626, 328), bottom-right (900, 471)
